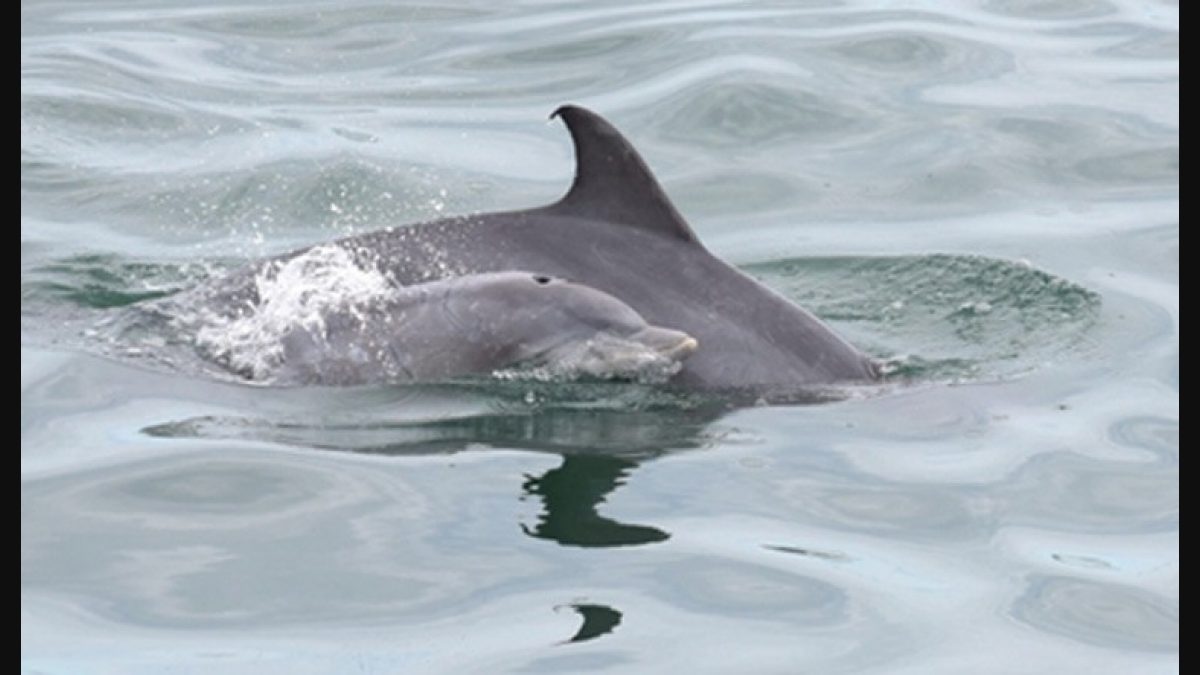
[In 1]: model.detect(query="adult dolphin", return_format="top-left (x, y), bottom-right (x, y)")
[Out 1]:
top-left (201, 105), bottom-right (878, 395)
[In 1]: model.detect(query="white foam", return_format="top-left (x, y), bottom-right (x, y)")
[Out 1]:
top-left (193, 245), bottom-right (393, 380)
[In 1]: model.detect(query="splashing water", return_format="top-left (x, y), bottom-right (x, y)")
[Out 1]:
top-left (193, 244), bottom-right (394, 380)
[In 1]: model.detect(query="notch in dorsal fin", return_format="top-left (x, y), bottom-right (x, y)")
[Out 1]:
top-left (544, 105), bottom-right (700, 245)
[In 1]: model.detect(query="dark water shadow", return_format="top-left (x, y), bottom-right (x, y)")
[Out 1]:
top-left (559, 603), bottom-right (623, 644)
top-left (142, 383), bottom-right (737, 549)
top-left (522, 455), bottom-right (669, 547)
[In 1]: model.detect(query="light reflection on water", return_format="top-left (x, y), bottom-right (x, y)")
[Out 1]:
top-left (22, 0), bottom-right (1176, 671)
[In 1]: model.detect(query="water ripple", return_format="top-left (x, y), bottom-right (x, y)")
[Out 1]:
top-left (1013, 575), bottom-right (1177, 652)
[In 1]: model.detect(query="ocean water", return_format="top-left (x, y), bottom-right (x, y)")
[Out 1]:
top-left (21, 0), bottom-right (1177, 673)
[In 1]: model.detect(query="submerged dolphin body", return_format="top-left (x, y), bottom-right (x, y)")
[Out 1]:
top-left (200, 105), bottom-right (878, 394)
top-left (267, 271), bottom-right (698, 386)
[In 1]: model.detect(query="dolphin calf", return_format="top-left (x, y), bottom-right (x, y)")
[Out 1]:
top-left (197, 105), bottom-right (878, 395)
top-left (275, 271), bottom-right (697, 386)
top-left (196, 269), bottom-right (697, 386)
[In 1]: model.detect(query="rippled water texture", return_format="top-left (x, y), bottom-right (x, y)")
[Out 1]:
top-left (22, 1), bottom-right (1177, 673)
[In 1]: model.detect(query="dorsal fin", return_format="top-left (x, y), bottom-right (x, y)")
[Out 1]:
top-left (543, 105), bottom-right (700, 245)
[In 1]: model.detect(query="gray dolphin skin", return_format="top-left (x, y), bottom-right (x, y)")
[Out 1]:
top-left (271, 271), bottom-right (698, 386)
top-left (205, 105), bottom-right (878, 394)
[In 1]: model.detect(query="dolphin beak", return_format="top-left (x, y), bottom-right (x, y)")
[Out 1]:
top-left (667, 336), bottom-right (700, 360)
top-left (632, 327), bottom-right (699, 361)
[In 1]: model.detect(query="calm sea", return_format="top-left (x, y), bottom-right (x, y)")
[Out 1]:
top-left (22, 0), bottom-right (1177, 672)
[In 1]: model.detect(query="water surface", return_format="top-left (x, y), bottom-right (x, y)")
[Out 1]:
top-left (22, 0), bottom-right (1177, 672)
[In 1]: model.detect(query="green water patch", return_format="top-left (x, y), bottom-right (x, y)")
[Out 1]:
top-left (22, 254), bottom-right (219, 311)
top-left (744, 254), bottom-right (1101, 381)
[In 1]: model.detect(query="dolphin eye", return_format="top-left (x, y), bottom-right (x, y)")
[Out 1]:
top-left (532, 275), bottom-right (552, 285)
